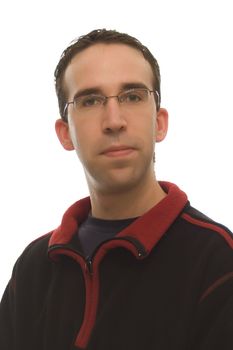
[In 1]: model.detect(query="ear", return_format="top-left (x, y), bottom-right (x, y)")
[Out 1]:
top-left (155, 108), bottom-right (169, 143)
top-left (55, 119), bottom-right (74, 151)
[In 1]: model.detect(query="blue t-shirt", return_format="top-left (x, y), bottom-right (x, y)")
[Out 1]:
top-left (78, 214), bottom-right (137, 258)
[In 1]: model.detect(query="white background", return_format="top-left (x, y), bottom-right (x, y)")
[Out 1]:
top-left (0, 0), bottom-right (232, 297)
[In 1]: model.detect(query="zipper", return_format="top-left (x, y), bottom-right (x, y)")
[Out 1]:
top-left (85, 258), bottom-right (93, 274)
top-left (75, 237), bottom-right (146, 348)
top-left (49, 238), bottom-right (146, 349)
top-left (75, 257), bottom-right (99, 349)
top-left (49, 246), bottom-right (98, 349)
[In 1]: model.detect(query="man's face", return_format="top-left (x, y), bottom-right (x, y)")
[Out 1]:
top-left (56, 43), bottom-right (168, 195)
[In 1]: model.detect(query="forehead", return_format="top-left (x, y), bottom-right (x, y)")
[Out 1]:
top-left (63, 43), bottom-right (154, 98)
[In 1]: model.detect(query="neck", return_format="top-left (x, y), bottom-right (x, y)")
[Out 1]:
top-left (89, 178), bottom-right (166, 220)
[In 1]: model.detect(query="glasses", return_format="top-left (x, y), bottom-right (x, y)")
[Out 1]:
top-left (63, 88), bottom-right (160, 118)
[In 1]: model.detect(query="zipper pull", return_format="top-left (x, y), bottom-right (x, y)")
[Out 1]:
top-left (85, 258), bottom-right (93, 274)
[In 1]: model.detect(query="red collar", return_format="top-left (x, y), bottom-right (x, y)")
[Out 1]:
top-left (49, 182), bottom-right (188, 255)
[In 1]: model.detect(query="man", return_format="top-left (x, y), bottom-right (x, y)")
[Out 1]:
top-left (0, 29), bottom-right (233, 350)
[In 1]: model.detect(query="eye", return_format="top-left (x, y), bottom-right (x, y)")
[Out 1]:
top-left (126, 93), bottom-right (141, 102)
top-left (120, 89), bottom-right (147, 103)
top-left (76, 95), bottom-right (104, 108)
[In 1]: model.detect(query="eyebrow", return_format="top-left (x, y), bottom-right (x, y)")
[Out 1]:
top-left (121, 82), bottom-right (150, 91)
top-left (72, 82), bottom-right (151, 100)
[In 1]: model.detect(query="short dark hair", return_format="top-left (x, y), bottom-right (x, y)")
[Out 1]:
top-left (54, 29), bottom-right (161, 121)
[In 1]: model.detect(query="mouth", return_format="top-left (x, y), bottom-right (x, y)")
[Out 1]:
top-left (101, 145), bottom-right (136, 158)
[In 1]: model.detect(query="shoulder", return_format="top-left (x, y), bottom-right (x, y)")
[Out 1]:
top-left (0, 232), bottom-right (55, 306)
top-left (20, 232), bottom-right (52, 261)
top-left (12, 232), bottom-right (54, 283)
top-left (178, 205), bottom-right (233, 302)
top-left (181, 205), bottom-right (233, 249)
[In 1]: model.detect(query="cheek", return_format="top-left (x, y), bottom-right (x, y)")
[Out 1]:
top-left (67, 117), bottom-right (83, 152)
top-left (151, 112), bottom-right (157, 139)
top-left (69, 119), bottom-right (98, 160)
top-left (68, 123), bottom-right (79, 149)
top-left (138, 111), bottom-right (156, 140)
top-left (68, 117), bottom-right (87, 145)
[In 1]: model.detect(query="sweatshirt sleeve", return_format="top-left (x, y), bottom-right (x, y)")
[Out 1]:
top-left (0, 266), bottom-right (16, 349)
top-left (188, 269), bottom-right (233, 349)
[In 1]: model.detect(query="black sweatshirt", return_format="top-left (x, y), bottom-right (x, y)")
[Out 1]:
top-left (1, 182), bottom-right (233, 350)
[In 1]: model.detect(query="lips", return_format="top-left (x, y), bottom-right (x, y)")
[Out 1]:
top-left (101, 145), bottom-right (136, 157)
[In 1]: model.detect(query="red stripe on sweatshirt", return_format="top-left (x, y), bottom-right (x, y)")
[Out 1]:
top-left (182, 213), bottom-right (233, 249)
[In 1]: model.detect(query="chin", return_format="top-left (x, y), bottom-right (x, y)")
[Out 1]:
top-left (95, 173), bottom-right (146, 195)
top-left (85, 158), bottom-right (154, 195)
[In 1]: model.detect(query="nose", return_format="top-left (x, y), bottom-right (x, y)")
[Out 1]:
top-left (101, 97), bottom-right (127, 134)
